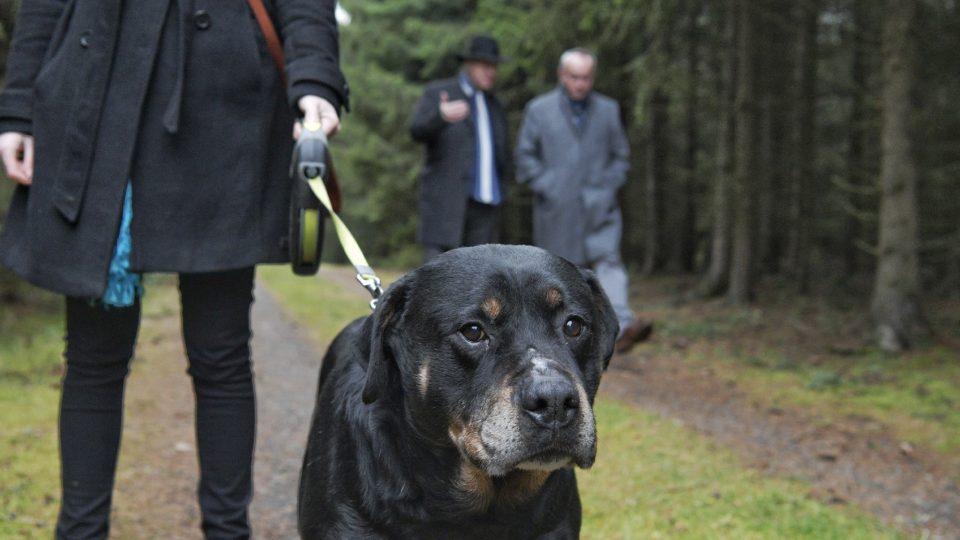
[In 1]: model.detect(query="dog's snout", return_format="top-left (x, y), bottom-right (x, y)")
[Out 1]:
top-left (520, 373), bottom-right (580, 430)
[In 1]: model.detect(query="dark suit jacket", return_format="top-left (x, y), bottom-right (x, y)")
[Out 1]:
top-left (409, 76), bottom-right (509, 248)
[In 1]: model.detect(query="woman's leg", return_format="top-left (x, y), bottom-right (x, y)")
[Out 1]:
top-left (179, 267), bottom-right (256, 540)
top-left (58, 297), bottom-right (141, 540)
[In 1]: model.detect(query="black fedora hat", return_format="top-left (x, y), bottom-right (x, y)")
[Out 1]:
top-left (456, 35), bottom-right (509, 64)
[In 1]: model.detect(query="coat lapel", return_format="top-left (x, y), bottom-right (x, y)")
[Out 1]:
top-left (450, 80), bottom-right (475, 130)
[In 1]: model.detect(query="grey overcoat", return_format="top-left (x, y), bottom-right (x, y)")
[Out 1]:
top-left (409, 76), bottom-right (509, 248)
top-left (515, 88), bottom-right (630, 266)
top-left (0, 0), bottom-right (349, 297)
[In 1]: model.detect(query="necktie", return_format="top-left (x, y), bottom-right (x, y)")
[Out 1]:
top-left (472, 91), bottom-right (500, 204)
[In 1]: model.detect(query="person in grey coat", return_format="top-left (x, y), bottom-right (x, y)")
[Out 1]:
top-left (410, 35), bottom-right (509, 261)
top-left (515, 48), bottom-right (652, 353)
top-left (0, 1), bottom-right (347, 538)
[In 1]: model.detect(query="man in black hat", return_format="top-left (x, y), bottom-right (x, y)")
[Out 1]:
top-left (410, 35), bottom-right (510, 261)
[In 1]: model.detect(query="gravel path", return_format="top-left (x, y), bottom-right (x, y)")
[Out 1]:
top-left (248, 285), bottom-right (323, 539)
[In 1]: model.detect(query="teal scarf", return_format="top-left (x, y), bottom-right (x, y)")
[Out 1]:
top-left (102, 182), bottom-right (143, 307)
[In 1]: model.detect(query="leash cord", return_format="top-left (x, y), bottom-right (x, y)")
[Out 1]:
top-left (299, 122), bottom-right (384, 310)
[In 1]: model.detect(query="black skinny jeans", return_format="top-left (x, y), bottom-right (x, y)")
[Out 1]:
top-left (57, 268), bottom-right (256, 540)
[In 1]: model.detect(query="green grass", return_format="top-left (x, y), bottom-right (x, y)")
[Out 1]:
top-left (257, 264), bottom-right (404, 344)
top-left (0, 289), bottom-right (63, 538)
top-left (261, 266), bottom-right (908, 539)
top-left (580, 399), bottom-right (903, 539)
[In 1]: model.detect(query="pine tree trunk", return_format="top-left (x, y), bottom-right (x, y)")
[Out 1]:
top-left (756, 96), bottom-right (774, 277)
top-left (671, 1), bottom-right (701, 273)
top-left (643, 89), bottom-right (669, 275)
top-left (787, 0), bottom-right (817, 294)
top-left (696, 0), bottom-right (736, 297)
top-left (844, 0), bottom-right (868, 275)
top-left (727, 0), bottom-right (756, 304)
top-left (872, 0), bottom-right (921, 352)
top-left (757, 0), bottom-right (794, 275)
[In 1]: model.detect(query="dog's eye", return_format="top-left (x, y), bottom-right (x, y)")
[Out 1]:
top-left (459, 323), bottom-right (487, 343)
top-left (563, 316), bottom-right (585, 338)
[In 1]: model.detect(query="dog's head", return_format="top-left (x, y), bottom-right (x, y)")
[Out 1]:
top-left (361, 245), bottom-right (619, 478)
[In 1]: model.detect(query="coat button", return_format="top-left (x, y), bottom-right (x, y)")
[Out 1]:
top-left (79, 32), bottom-right (91, 48)
top-left (194, 10), bottom-right (211, 30)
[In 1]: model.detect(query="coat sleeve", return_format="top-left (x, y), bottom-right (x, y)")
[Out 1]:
top-left (592, 102), bottom-right (630, 190)
top-left (409, 84), bottom-right (445, 143)
top-left (276, 0), bottom-right (349, 114)
top-left (514, 104), bottom-right (554, 194)
top-left (0, 0), bottom-right (70, 134)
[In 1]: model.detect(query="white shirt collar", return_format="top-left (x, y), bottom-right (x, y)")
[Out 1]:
top-left (459, 72), bottom-right (477, 97)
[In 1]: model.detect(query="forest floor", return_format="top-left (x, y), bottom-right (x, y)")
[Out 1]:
top-left (103, 268), bottom-right (959, 539)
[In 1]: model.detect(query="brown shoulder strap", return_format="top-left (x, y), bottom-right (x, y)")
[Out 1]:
top-left (247, 0), bottom-right (287, 85)
top-left (247, 0), bottom-right (344, 209)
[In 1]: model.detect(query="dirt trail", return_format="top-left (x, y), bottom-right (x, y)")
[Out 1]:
top-left (108, 269), bottom-right (959, 539)
top-left (602, 354), bottom-right (960, 539)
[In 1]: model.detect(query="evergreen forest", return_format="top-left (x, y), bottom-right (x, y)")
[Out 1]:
top-left (1, 0), bottom-right (959, 353)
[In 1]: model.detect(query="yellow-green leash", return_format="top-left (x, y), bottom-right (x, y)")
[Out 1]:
top-left (298, 121), bottom-right (384, 309)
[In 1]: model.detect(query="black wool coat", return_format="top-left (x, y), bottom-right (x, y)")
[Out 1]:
top-left (0, 0), bottom-right (349, 297)
top-left (409, 76), bottom-right (509, 248)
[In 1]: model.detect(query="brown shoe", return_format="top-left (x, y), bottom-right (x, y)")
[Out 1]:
top-left (615, 318), bottom-right (653, 353)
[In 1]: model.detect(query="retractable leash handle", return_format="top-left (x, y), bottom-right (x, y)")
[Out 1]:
top-left (294, 121), bottom-right (328, 182)
top-left (295, 121), bottom-right (384, 310)
top-left (289, 122), bottom-right (328, 276)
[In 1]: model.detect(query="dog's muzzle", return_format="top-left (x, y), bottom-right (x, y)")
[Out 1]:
top-left (509, 354), bottom-right (597, 471)
top-left (519, 359), bottom-right (581, 432)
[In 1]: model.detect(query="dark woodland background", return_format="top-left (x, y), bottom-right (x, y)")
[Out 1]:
top-left (1, 0), bottom-right (957, 353)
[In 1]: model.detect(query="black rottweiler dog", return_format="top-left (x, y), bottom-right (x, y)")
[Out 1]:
top-left (298, 245), bottom-right (619, 539)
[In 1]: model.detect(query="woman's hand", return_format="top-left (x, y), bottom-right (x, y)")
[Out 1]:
top-left (295, 96), bottom-right (340, 140)
top-left (0, 132), bottom-right (34, 185)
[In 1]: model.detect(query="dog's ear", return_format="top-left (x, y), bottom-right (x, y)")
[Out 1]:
top-left (578, 268), bottom-right (620, 370)
top-left (362, 275), bottom-right (410, 404)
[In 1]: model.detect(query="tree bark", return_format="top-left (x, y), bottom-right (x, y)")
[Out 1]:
top-left (727, 0), bottom-right (757, 304)
top-left (786, 0), bottom-right (818, 294)
top-left (871, 0), bottom-right (921, 352)
top-left (755, 0), bottom-right (793, 276)
top-left (696, 0), bottom-right (736, 297)
top-left (844, 0), bottom-right (869, 276)
top-left (643, 89), bottom-right (669, 275)
top-left (756, 95), bottom-right (774, 277)
top-left (670, 0), bottom-right (701, 273)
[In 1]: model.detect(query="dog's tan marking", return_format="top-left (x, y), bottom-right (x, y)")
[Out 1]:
top-left (455, 466), bottom-right (551, 511)
top-left (454, 461), bottom-right (495, 511)
top-left (449, 421), bottom-right (488, 463)
top-left (418, 359), bottom-right (430, 398)
top-left (481, 297), bottom-right (502, 320)
top-left (496, 470), bottom-right (551, 505)
top-left (545, 288), bottom-right (562, 308)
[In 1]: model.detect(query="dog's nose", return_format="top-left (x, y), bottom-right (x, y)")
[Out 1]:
top-left (520, 374), bottom-right (580, 430)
